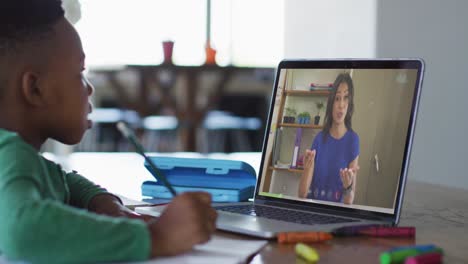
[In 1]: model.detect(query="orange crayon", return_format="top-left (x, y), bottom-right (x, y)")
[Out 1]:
top-left (277, 231), bottom-right (333, 243)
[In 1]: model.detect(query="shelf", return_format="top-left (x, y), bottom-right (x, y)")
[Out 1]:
top-left (278, 123), bottom-right (323, 129)
top-left (269, 166), bottom-right (304, 173)
top-left (285, 90), bottom-right (330, 96)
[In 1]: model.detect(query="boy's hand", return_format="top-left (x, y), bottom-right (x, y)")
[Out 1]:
top-left (88, 193), bottom-right (127, 216)
top-left (88, 194), bottom-right (156, 222)
top-left (148, 192), bottom-right (217, 257)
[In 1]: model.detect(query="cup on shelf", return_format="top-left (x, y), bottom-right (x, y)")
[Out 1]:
top-left (162, 40), bottom-right (174, 64)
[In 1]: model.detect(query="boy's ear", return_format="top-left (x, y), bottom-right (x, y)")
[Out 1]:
top-left (20, 70), bottom-right (49, 107)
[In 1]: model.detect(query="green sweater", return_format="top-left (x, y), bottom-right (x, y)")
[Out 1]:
top-left (0, 129), bottom-right (150, 263)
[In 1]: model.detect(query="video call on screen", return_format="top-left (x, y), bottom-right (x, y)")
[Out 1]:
top-left (259, 68), bottom-right (418, 214)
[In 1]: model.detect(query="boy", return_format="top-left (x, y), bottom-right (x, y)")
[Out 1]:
top-left (0, 1), bottom-right (217, 263)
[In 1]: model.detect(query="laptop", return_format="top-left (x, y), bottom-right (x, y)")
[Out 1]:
top-left (209, 59), bottom-right (425, 238)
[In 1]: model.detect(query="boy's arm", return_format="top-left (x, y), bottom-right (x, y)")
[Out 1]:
top-left (65, 170), bottom-right (116, 209)
top-left (66, 171), bottom-right (154, 221)
top-left (0, 177), bottom-right (151, 264)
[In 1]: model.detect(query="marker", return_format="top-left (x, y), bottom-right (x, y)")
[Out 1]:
top-left (125, 203), bottom-right (170, 211)
top-left (389, 245), bottom-right (437, 253)
top-left (277, 231), bottom-right (332, 243)
top-left (117, 122), bottom-right (177, 197)
top-left (331, 224), bottom-right (383, 236)
top-left (359, 227), bottom-right (415, 237)
top-left (295, 243), bottom-right (319, 262)
top-left (380, 245), bottom-right (443, 264)
top-left (404, 252), bottom-right (443, 264)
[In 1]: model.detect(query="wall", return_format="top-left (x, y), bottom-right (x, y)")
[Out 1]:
top-left (284, 0), bottom-right (468, 190)
top-left (284, 0), bottom-right (377, 59)
top-left (375, 0), bottom-right (468, 190)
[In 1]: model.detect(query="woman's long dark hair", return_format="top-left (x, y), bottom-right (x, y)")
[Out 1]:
top-left (322, 72), bottom-right (355, 142)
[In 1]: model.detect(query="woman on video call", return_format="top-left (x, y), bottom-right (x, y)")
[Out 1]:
top-left (298, 73), bottom-right (360, 204)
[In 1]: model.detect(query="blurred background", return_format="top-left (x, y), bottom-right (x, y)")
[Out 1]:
top-left (47, 0), bottom-right (468, 190)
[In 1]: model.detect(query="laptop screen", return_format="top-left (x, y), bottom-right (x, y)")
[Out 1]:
top-left (257, 59), bottom-right (424, 215)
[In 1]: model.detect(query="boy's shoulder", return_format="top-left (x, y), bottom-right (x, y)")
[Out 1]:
top-left (0, 129), bottom-right (48, 181)
top-left (0, 129), bottom-right (37, 155)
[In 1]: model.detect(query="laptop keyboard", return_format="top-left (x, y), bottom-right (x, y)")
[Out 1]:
top-left (216, 204), bottom-right (358, 225)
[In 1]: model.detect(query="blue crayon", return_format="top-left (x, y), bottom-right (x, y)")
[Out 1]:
top-left (389, 245), bottom-right (436, 253)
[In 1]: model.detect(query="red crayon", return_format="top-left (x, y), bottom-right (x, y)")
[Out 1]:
top-left (358, 226), bottom-right (415, 237)
top-left (404, 252), bottom-right (443, 264)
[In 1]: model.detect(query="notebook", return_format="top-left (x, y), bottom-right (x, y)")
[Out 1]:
top-left (210, 59), bottom-right (425, 238)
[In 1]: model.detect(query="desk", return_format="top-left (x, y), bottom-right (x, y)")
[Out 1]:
top-left (93, 65), bottom-right (274, 151)
top-left (63, 152), bottom-right (468, 263)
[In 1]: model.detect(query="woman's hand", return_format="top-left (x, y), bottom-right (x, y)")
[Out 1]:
top-left (303, 149), bottom-right (316, 170)
top-left (339, 166), bottom-right (359, 189)
top-left (298, 149), bottom-right (316, 198)
top-left (340, 158), bottom-right (359, 204)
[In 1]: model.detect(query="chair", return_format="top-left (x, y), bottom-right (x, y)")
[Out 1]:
top-left (76, 108), bottom-right (141, 152)
top-left (201, 111), bottom-right (262, 153)
top-left (141, 115), bottom-right (180, 152)
top-left (200, 94), bottom-right (267, 153)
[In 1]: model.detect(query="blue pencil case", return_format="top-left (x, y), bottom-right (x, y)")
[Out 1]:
top-left (142, 156), bottom-right (257, 202)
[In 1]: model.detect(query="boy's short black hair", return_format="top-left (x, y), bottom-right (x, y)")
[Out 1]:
top-left (0, 0), bottom-right (64, 98)
top-left (0, 0), bottom-right (64, 54)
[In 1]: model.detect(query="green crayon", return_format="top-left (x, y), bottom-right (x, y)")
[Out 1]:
top-left (380, 247), bottom-right (443, 264)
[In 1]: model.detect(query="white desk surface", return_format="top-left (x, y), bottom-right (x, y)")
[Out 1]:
top-left (56, 152), bottom-right (262, 202)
